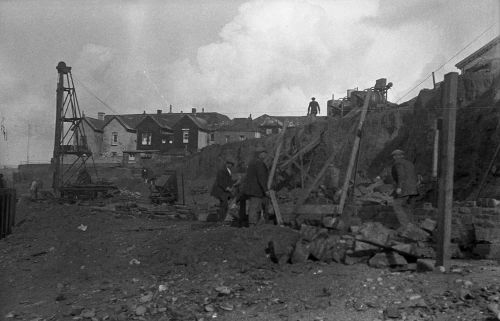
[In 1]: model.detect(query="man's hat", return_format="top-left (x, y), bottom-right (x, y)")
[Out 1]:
top-left (225, 156), bottom-right (236, 165)
top-left (311, 97), bottom-right (316, 100)
top-left (391, 149), bottom-right (405, 156)
top-left (255, 146), bottom-right (267, 154)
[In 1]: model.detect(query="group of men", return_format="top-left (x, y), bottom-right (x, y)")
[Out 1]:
top-left (210, 146), bottom-right (270, 227)
top-left (211, 146), bottom-right (419, 229)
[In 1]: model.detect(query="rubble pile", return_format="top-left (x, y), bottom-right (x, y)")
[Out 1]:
top-left (267, 221), bottom-right (447, 270)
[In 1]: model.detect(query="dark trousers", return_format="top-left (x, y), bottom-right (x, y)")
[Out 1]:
top-left (218, 197), bottom-right (229, 221)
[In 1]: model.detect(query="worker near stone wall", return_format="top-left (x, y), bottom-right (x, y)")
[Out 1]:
top-left (210, 156), bottom-right (236, 221)
top-left (391, 149), bottom-right (418, 227)
top-left (242, 146), bottom-right (269, 226)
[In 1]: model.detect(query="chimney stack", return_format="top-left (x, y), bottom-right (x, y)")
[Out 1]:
top-left (97, 112), bottom-right (105, 121)
top-left (192, 108), bottom-right (197, 115)
top-left (157, 109), bottom-right (162, 114)
top-left (202, 107), bottom-right (205, 113)
top-left (169, 104), bottom-right (172, 113)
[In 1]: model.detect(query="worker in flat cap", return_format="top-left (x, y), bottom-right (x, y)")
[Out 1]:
top-left (210, 156), bottom-right (237, 221)
top-left (391, 149), bottom-right (418, 227)
top-left (307, 97), bottom-right (320, 118)
top-left (242, 146), bottom-right (269, 226)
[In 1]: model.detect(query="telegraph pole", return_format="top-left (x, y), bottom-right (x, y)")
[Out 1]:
top-left (436, 72), bottom-right (458, 268)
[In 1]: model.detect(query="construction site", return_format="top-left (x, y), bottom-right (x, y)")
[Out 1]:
top-left (1, 15), bottom-right (500, 321)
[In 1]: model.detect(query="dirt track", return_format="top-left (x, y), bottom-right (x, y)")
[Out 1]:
top-left (1, 200), bottom-right (499, 321)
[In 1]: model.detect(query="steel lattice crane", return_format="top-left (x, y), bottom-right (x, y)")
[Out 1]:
top-left (52, 61), bottom-right (98, 197)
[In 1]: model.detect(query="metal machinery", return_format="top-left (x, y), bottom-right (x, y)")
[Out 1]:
top-left (52, 62), bottom-right (117, 199)
top-left (149, 170), bottom-right (178, 204)
top-left (327, 78), bottom-right (394, 117)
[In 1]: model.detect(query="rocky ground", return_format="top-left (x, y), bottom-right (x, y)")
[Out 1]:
top-left (1, 198), bottom-right (500, 321)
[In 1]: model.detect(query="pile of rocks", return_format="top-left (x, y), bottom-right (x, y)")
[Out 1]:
top-left (268, 220), bottom-right (445, 270)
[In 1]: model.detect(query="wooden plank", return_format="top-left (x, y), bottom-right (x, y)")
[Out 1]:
top-left (268, 126), bottom-right (287, 226)
top-left (293, 150), bottom-right (337, 214)
top-left (279, 133), bottom-right (321, 170)
top-left (436, 72), bottom-right (458, 269)
top-left (269, 190), bottom-right (283, 225)
top-left (337, 91), bottom-right (372, 215)
top-left (267, 126), bottom-right (287, 189)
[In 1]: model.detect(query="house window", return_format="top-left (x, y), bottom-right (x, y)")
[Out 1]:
top-left (162, 138), bottom-right (167, 144)
top-left (129, 153), bottom-right (135, 161)
top-left (266, 128), bottom-right (272, 135)
top-left (111, 132), bottom-right (118, 146)
top-left (240, 135), bottom-right (245, 141)
top-left (210, 133), bottom-right (215, 141)
top-left (182, 129), bottom-right (189, 143)
top-left (141, 132), bottom-right (152, 145)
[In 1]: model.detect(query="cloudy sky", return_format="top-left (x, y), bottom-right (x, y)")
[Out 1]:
top-left (0, 0), bottom-right (498, 165)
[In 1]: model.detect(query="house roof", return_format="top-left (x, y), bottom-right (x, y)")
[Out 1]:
top-left (100, 111), bottom-right (230, 131)
top-left (176, 115), bottom-right (210, 131)
top-left (218, 118), bottom-right (259, 132)
top-left (254, 114), bottom-right (308, 128)
top-left (103, 115), bottom-right (142, 132)
top-left (83, 117), bottom-right (104, 132)
top-left (455, 35), bottom-right (500, 70)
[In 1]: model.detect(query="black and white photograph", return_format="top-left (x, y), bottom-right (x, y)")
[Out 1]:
top-left (0, 0), bottom-right (500, 320)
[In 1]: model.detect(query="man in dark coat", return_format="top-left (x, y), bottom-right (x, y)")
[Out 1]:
top-left (391, 149), bottom-right (418, 227)
top-left (243, 146), bottom-right (269, 226)
top-left (211, 156), bottom-right (236, 221)
top-left (307, 97), bottom-right (320, 117)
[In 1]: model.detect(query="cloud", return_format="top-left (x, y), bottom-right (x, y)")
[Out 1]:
top-left (162, 0), bottom-right (380, 116)
top-left (161, 0), bottom-right (499, 112)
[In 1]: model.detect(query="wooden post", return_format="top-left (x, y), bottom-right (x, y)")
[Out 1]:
top-left (267, 125), bottom-right (287, 226)
top-left (337, 91), bottom-right (372, 215)
top-left (436, 72), bottom-right (458, 268)
top-left (432, 72), bottom-right (436, 89)
top-left (432, 119), bottom-right (441, 179)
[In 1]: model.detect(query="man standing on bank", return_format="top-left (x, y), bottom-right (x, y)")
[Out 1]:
top-left (307, 97), bottom-right (320, 117)
top-left (391, 149), bottom-right (418, 227)
top-left (211, 156), bottom-right (236, 221)
top-left (243, 146), bottom-right (269, 226)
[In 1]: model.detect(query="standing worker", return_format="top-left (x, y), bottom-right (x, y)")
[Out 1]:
top-left (243, 146), bottom-right (269, 226)
top-left (307, 97), bottom-right (320, 118)
top-left (391, 149), bottom-right (418, 227)
top-left (210, 156), bottom-right (237, 221)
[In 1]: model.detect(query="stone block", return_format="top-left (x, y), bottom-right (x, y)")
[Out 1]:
top-left (474, 227), bottom-right (500, 243)
top-left (291, 241), bottom-right (311, 264)
top-left (420, 218), bottom-right (437, 232)
top-left (353, 240), bottom-right (380, 256)
top-left (473, 243), bottom-right (500, 259)
top-left (399, 223), bottom-right (430, 242)
top-left (358, 221), bottom-right (393, 245)
top-left (391, 242), bottom-right (413, 254)
top-left (369, 252), bottom-right (408, 268)
top-left (416, 259), bottom-right (435, 272)
top-left (344, 254), bottom-right (370, 265)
